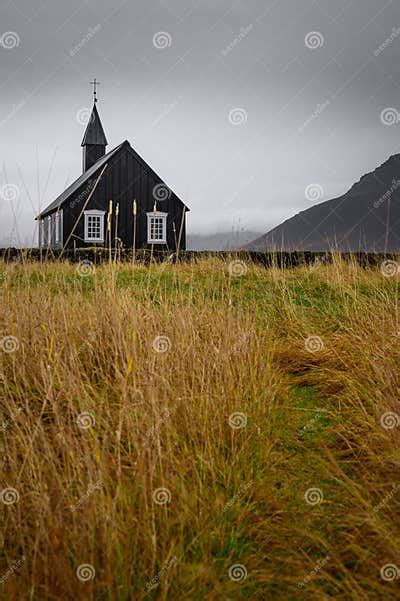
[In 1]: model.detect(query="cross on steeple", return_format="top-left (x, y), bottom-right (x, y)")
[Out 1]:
top-left (90, 78), bottom-right (100, 103)
top-left (81, 81), bottom-right (108, 172)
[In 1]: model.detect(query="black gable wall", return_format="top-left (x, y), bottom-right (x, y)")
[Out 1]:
top-left (61, 142), bottom-right (186, 250)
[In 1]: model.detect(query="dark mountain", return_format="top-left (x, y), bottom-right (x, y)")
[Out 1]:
top-left (247, 154), bottom-right (400, 252)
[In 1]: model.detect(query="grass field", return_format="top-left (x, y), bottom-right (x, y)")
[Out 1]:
top-left (1, 256), bottom-right (400, 600)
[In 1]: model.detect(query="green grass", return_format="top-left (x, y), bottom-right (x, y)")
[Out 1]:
top-left (1, 257), bottom-right (400, 599)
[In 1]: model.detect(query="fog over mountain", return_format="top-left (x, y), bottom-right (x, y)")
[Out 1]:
top-left (188, 229), bottom-right (264, 251)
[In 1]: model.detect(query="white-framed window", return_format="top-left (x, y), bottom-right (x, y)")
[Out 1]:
top-left (47, 215), bottom-right (51, 247)
top-left (55, 211), bottom-right (59, 243)
top-left (39, 217), bottom-right (48, 248)
top-left (147, 211), bottom-right (167, 244)
top-left (39, 219), bottom-right (44, 248)
top-left (50, 214), bottom-right (56, 246)
top-left (84, 210), bottom-right (105, 243)
top-left (49, 210), bottom-right (63, 247)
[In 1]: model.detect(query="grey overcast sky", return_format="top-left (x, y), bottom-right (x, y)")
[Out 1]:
top-left (1, 0), bottom-right (400, 245)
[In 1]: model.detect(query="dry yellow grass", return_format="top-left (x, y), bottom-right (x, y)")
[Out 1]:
top-left (1, 256), bottom-right (399, 599)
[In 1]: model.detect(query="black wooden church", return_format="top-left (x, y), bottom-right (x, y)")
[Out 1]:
top-left (36, 83), bottom-right (189, 251)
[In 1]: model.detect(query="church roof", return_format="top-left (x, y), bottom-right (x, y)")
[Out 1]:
top-left (81, 103), bottom-right (108, 146)
top-left (36, 142), bottom-right (123, 219)
top-left (36, 140), bottom-right (189, 219)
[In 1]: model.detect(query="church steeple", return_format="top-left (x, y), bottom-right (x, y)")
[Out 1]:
top-left (81, 80), bottom-right (108, 172)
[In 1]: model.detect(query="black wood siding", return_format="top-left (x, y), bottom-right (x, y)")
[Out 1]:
top-left (82, 145), bottom-right (106, 173)
top-left (61, 143), bottom-right (187, 251)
